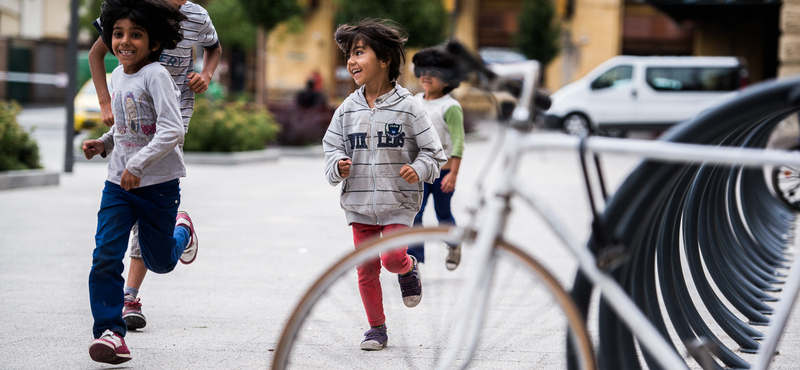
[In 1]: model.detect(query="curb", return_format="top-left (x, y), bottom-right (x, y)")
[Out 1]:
top-left (183, 148), bottom-right (281, 165)
top-left (75, 146), bottom-right (322, 166)
top-left (0, 169), bottom-right (60, 190)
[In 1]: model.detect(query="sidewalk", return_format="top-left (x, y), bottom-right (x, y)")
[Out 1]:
top-left (2, 126), bottom-right (799, 369)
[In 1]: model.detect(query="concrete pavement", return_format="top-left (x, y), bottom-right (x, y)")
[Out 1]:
top-left (2, 112), bottom-right (800, 369)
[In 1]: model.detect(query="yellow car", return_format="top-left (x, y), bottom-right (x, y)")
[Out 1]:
top-left (74, 75), bottom-right (110, 132)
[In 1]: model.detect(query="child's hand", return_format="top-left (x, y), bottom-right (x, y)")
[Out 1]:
top-left (82, 140), bottom-right (105, 159)
top-left (400, 164), bottom-right (419, 184)
top-left (100, 101), bottom-right (114, 127)
top-left (187, 72), bottom-right (210, 94)
top-left (120, 169), bottom-right (141, 191)
top-left (441, 172), bottom-right (457, 193)
top-left (338, 159), bottom-right (352, 178)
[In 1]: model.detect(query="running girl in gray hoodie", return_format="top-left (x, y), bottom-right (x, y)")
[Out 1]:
top-left (322, 19), bottom-right (447, 351)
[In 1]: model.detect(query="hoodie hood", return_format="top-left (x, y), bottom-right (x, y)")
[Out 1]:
top-left (350, 83), bottom-right (413, 109)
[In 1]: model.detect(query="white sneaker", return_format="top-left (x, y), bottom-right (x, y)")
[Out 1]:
top-left (176, 211), bottom-right (198, 264)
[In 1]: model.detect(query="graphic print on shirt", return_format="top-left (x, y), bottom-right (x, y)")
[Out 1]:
top-left (113, 91), bottom-right (127, 134)
top-left (125, 92), bottom-right (139, 134)
top-left (139, 93), bottom-right (156, 136)
top-left (377, 119), bottom-right (405, 148)
top-left (347, 132), bottom-right (369, 150)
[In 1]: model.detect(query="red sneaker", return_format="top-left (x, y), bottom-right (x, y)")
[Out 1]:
top-left (89, 330), bottom-right (131, 364)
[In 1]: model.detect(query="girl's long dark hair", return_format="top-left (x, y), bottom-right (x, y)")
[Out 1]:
top-left (100, 0), bottom-right (186, 62)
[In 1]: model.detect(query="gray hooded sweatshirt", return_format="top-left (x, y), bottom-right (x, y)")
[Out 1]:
top-left (323, 83), bottom-right (447, 227)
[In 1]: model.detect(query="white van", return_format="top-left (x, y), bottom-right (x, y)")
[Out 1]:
top-left (543, 56), bottom-right (748, 136)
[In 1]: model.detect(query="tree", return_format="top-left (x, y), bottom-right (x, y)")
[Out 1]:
top-left (205, 0), bottom-right (258, 50)
top-left (236, 0), bottom-right (304, 105)
top-left (334, 0), bottom-right (449, 49)
top-left (515, 0), bottom-right (561, 68)
top-left (79, 0), bottom-right (103, 39)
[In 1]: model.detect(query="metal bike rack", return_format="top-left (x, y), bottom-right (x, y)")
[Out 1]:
top-left (569, 76), bottom-right (800, 370)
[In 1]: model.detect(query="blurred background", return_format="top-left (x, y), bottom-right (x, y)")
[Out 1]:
top-left (1, 0), bottom-right (798, 172)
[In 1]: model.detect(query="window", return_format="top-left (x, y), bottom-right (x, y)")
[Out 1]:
top-left (645, 67), bottom-right (740, 92)
top-left (590, 66), bottom-right (633, 90)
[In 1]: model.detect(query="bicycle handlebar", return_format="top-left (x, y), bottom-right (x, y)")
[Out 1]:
top-left (446, 40), bottom-right (552, 119)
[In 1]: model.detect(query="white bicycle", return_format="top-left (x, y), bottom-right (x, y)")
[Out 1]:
top-left (271, 42), bottom-right (800, 370)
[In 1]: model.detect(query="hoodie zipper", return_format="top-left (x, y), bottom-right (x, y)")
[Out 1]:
top-left (369, 105), bottom-right (379, 225)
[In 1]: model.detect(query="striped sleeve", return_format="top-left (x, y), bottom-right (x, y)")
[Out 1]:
top-left (322, 106), bottom-right (350, 186)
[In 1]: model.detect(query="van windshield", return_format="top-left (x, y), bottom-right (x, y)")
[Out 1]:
top-left (646, 67), bottom-right (740, 92)
top-left (591, 66), bottom-right (633, 90)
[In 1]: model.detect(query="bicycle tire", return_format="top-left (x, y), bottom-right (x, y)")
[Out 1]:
top-left (771, 142), bottom-right (800, 211)
top-left (271, 226), bottom-right (595, 370)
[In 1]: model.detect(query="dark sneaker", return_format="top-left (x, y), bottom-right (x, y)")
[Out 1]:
top-left (360, 325), bottom-right (388, 351)
top-left (176, 211), bottom-right (198, 264)
top-left (122, 294), bottom-right (146, 330)
top-left (89, 329), bottom-right (131, 364)
top-left (446, 245), bottom-right (461, 271)
top-left (398, 255), bottom-right (422, 307)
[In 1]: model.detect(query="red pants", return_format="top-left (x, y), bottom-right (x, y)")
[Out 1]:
top-left (352, 223), bottom-right (412, 327)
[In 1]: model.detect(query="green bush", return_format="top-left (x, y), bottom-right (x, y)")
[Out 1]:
top-left (184, 98), bottom-right (279, 152)
top-left (0, 101), bottom-right (41, 171)
top-left (84, 98), bottom-right (280, 153)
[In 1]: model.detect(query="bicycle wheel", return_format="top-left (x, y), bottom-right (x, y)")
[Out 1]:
top-left (271, 227), bottom-right (595, 370)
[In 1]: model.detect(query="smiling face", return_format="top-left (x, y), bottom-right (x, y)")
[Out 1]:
top-left (111, 18), bottom-right (159, 74)
top-left (347, 40), bottom-right (390, 88)
top-left (418, 69), bottom-right (448, 99)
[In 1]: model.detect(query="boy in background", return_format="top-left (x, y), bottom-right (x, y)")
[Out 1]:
top-left (407, 47), bottom-right (465, 270)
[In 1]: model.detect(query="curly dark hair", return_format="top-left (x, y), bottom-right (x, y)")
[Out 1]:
top-left (334, 18), bottom-right (408, 82)
top-left (412, 47), bottom-right (463, 94)
top-left (100, 0), bottom-right (186, 62)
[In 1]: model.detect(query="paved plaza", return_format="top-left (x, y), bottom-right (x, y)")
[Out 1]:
top-left (2, 107), bottom-right (800, 369)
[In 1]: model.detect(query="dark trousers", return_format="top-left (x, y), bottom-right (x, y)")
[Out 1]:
top-left (89, 180), bottom-right (189, 338)
top-left (408, 169), bottom-right (456, 263)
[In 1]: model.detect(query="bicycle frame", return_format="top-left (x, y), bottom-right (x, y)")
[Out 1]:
top-left (434, 55), bottom-right (800, 369)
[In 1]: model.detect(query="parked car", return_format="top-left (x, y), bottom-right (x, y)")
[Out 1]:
top-left (544, 56), bottom-right (748, 136)
top-left (74, 75), bottom-right (110, 132)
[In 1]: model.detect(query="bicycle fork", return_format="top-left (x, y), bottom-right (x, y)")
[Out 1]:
top-left (435, 129), bottom-right (522, 370)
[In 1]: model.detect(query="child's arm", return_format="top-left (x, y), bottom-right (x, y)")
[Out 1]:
top-left (441, 105), bottom-right (465, 192)
top-left (124, 69), bottom-right (184, 181)
top-left (441, 157), bottom-right (461, 193)
top-left (188, 7), bottom-right (222, 94)
top-left (407, 112), bottom-right (448, 184)
top-left (322, 108), bottom-right (351, 185)
top-left (88, 37), bottom-right (114, 127)
top-left (187, 44), bottom-right (222, 94)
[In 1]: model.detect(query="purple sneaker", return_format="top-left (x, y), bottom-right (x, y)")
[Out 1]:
top-left (89, 329), bottom-right (131, 364)
top-left (176, 211), bottom-right (198, 264)
top-left (122, 294), bottom-right (146, 330)
top-left (398, 255), bottom-right (422, 307)
top-left (360, 325), bottom-right (388, 350)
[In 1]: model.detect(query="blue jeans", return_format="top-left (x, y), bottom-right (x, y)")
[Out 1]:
top-left (408, 169), bottom-right (456, 263)
top-left (89, 180), bottom-right (189, 338)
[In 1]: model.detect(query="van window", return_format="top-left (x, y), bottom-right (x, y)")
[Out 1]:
top-left (591, 66), bottom-right (633, 90)
top-left (645, 67), bottom-right (740, 92)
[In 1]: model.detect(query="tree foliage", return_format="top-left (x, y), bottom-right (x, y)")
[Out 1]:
top-left (514, 0), bottom-right (561, 67)
top-left (334, 0), bottom-right (449, 48)
top-left (236, 0), bottom-right (303, 32)
top-left (205, 0), bottom-right (258, 49)
top-left (79, 0), bottom-right (103, 39)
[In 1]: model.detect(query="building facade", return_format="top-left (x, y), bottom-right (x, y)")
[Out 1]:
top-left (0, 0), bottom-right (71, 103)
